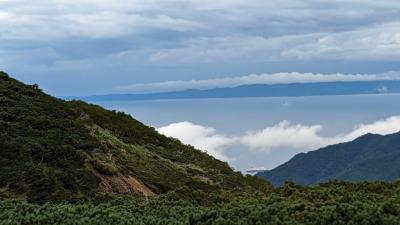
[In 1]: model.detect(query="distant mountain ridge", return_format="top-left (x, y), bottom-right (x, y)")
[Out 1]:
top-left (257, 132), bottom-right (400, 186)
top-left (71, 80), bottom-right (400, 101)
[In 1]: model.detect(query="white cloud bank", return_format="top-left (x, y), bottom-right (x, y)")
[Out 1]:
top-left (242, 116), bottom-right (400, 153)
top-left (241, 121), bottom-right (325, 152)
top-left (157, 116), bottom-right (400, 160)
top-left (157, 121), bottom-right (236, 161)
top-left (116, 71), bottom-right (400, 93)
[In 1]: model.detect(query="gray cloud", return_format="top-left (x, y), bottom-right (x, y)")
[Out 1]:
top-left (1, 0), bottom-right (400, 95)
top-left (147, 22), bottom-right (400, 65)
top-left (281, 22), bottom-right (400, 60)
top-left (2, 0), bottom-right (399, 39)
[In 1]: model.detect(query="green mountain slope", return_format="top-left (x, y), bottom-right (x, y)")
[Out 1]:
top-left (0, 72), bottom-right (267, 202)
top-left (257, 132), bottom-right (400, 186)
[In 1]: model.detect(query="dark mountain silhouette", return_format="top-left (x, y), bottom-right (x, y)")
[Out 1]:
top-left (257, 132), bottom-right (400, 186)
top-left (72, 80), bottom-right (400, 101)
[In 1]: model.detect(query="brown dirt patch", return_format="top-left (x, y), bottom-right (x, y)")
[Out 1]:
top-left (98, 174), bottom-right (155, 197)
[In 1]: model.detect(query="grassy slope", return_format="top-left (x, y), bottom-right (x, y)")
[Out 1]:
top-left (0, 72), bottom-right (269, 202)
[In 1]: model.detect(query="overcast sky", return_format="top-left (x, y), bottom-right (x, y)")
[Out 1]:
top-left (2, 1), bottom-right (400, 171)
top-left (1, 0), bottom-right (400, 95)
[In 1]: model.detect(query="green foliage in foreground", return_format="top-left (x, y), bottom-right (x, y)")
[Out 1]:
top-left (1, 181), bottom-right (400, 225)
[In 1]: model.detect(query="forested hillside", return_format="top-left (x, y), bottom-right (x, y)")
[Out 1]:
top-left (0, 71), bottom-right (267, 202)
top-left (258, 132), bottom-right (400, 186)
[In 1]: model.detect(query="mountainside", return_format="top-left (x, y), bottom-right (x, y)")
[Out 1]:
top-left (3, 72), bottom-right (400, 224)
top-left (0, 72), bottom-right (266, 202)
top-left (257, 132), bottom-right (400, 186)
top-left (75, 80), bottom-right (400, 101)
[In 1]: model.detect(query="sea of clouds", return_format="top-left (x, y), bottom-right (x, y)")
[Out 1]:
top-left (157, 116), bottom-right (400, 162)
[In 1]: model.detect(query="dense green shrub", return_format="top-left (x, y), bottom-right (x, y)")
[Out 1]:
top-left (1, 181), bottom-right (400, 225)
top-left (0, 72), bottom-right (100, 202)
